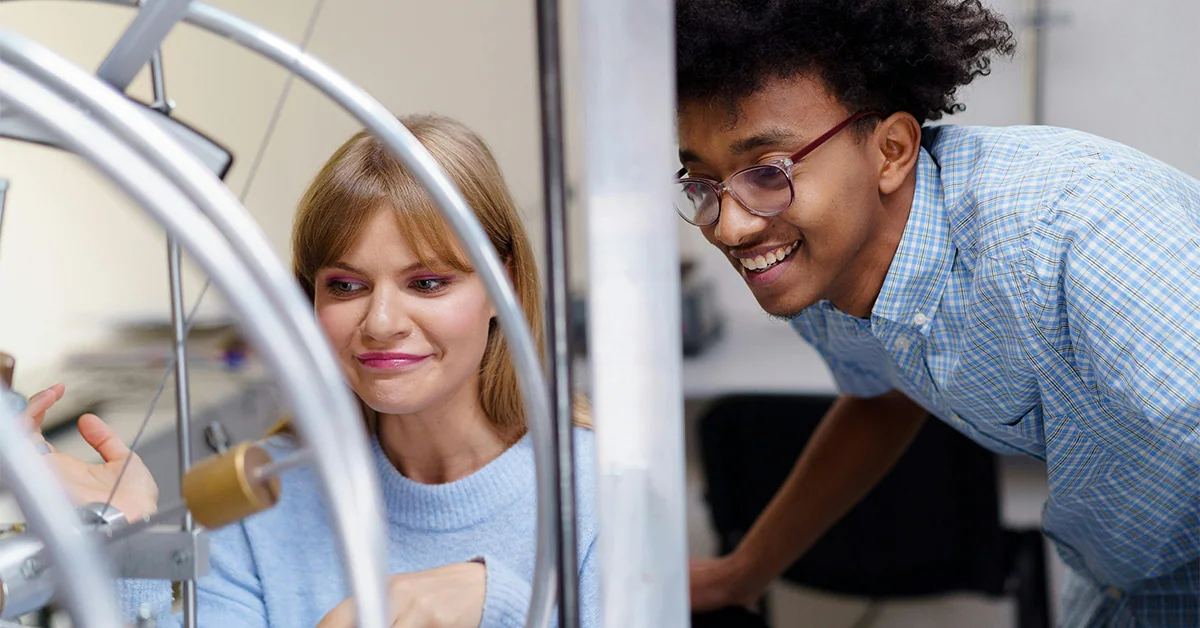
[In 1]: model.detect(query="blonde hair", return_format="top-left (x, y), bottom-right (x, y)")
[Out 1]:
top-left (290, 113), bottom-right (586, 444)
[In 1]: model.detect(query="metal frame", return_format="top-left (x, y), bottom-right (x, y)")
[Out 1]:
top-left (578, 0), bottom-right (690, 625)
top-left (0, 0), bottom-right (691, 624)
top-left (0, 2), bottom-right (562, 626)
top-left (95, 0), bottom-right (191, 90)
top-left (0, 34), bottom-right (392, 628)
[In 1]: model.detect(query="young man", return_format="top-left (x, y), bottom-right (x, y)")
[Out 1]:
top-left (674, 1), bottom-right (1200, 625)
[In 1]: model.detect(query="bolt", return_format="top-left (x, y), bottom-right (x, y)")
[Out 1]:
top-left (172, 550), bottom-right (190, 565)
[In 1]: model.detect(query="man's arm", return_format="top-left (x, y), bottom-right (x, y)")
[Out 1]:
top-left (690, 390), bottom-right (927, 611)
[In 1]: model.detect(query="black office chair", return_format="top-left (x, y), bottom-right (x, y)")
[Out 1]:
top-left (696, 394), bottom-right (1050, 628)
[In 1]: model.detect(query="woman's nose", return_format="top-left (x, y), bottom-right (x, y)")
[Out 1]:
top-left (362, 288), bottom-right (413, 342)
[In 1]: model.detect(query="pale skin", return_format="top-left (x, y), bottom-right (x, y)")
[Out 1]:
top-left (25, 208), bottom-right (510, 627)
top-left (677, 72), bottom-right (930, 611)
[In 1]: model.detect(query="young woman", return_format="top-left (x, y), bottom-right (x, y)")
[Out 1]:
top-left (23, 114), bottom-right (598, 628)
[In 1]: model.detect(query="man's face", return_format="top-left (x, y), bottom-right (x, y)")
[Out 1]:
top-left (677, 74), bottom-right (886, 318)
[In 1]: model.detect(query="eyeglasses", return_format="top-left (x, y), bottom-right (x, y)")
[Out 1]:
top-left (673, 111), bottom-right (880, 226)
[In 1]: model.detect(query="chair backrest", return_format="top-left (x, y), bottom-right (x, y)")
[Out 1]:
top-left (699, 394), bottom-right (1009, 598)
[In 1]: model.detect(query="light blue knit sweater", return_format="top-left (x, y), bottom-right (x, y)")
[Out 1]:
top-left (118, 428), bottom-right (598, 627)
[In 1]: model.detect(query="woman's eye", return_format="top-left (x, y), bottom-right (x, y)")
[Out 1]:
top-left (411, 277), bottom-right (450, 292)
top-left (325, 279), bottom-right (364, 296)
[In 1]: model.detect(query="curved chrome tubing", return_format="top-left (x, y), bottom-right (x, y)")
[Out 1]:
top-left (0, 1), bottom-right (559, 626)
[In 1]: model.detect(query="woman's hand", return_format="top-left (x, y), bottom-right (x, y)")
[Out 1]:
top-left (21, 384), bottom-right (159, 522)
top-left (317, 562), bottom-right (487, 628)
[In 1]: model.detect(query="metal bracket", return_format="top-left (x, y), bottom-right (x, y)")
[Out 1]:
top-left (107, 526), bottom-right (209, 581)
top-left (96, 0), bottom-right (194, 92)
top-left (0, 102), bottom-right (233, 179)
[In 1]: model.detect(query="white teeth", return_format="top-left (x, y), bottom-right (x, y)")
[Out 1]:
top-left (739, 241), bottom-right (800, 272)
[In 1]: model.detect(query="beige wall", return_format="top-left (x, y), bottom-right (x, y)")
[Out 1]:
top-left (0, 0), bottom-right (567, 388)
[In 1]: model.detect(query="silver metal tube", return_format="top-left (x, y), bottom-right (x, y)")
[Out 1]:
top-left (0, 382), bottom-right (123, 628)
top-left (533, 0), bottom-right (578, 623)
top-left (95, 0), bottom-right (191, 90)
top-left (149, 49), bottom-right (173, 115)
top-left (0, 179), bottom-right (8, 260)
top-left (253, 448), bottom-right (313, 482)
top-left (0, 55), bottom-right (388, 628)
top-left (167, 238), bottom-right (197, 627)
top-left (98, 501), bottom-right (192, 546)
top-left (578, 0), bottom-right (689, 625)
top-left (0, 28), bottom-right (390, 628)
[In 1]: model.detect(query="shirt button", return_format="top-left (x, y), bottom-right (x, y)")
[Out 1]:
top-left (895, 338), bottom-right (912, 350)
top-left (912, 313), bottom-right (929, 326)
top-left (1104, 586), bottom-right (1122, 600)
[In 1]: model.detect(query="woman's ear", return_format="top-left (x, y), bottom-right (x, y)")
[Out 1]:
top-left (875, 112), bottom-right (922, 196)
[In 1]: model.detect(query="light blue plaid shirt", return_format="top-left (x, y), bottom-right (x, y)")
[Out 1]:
top-left (791, 124), bottom-right (1200, 626)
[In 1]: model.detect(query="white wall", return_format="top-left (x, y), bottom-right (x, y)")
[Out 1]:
top-left (0, 0), bottom-right (546, 389)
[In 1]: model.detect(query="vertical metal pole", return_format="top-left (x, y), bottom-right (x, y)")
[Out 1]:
top-left (579, 0), bottom-right (689, 626)
top-left (0, 179), bottom-right (9, 258)
top-left (534, 0), bottom-right (579, 624)
top-left (1026, 0), bottom-right (1047, 125)
top-left (168, 238), bottom-right (197, 627)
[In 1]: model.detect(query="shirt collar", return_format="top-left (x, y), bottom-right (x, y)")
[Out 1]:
top-left (869, 146), bottom-right (955, 331)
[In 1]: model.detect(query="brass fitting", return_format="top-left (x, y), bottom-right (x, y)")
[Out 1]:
top-left (181, 442), bottom-right (281, 529)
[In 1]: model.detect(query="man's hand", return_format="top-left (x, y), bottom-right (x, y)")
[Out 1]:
top-left (689, 555), bottom-right (763, 612)
top-left (317, 562), bottom-right (487, 628)
top-left (21, 384), bottom-right (159, 522)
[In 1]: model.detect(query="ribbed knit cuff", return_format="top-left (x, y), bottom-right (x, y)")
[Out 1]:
top-left (476, 555), bottom-right (532, 628)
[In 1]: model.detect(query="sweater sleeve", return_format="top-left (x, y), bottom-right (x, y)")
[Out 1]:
top-left (476, 533), bottom-right (600, 628)
top-left (116, 522), bottom-right (269, 627)
top-left (477, 555), bottom-right (531, 628)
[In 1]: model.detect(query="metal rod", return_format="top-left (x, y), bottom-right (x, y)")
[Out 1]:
top-left (0, 179), bottom-right (8, 261)
top-left (95, 0), bottom-right (192, 91)
top-left (578, 0), bottom-right (690, 625)
top-left (533, 0), bottom-right (578, 623)
top-left (0, 382), bottom-right (123, 628)
top-left (1026, 0), bottom-right (1047, 125)
top-left (0, 41), bottom-right (390, 628)
top-left (253, 448), bottom-right (313, 482)
top-left (148, 49), bottom-right (173, 115)
top-left (167, 237), bottom-right (197, 627)
top-left (97, 501), bottom-right (192, 545)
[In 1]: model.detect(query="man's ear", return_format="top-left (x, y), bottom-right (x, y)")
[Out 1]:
top-left (874, 112), bottom-right (922, 196)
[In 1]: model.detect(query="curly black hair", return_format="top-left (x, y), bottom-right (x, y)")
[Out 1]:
top-left (677, 0), bottom-right (1017, 124)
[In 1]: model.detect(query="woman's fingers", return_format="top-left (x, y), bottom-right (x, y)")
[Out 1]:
top-left (76, 414), bottom-right (130, 464)
top-left (21, 383), bottom-right (65, 432)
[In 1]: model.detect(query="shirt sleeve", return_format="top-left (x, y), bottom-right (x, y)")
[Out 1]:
top-left (118, 522), bottom-right (269, 627)
top-left (1056, 174), bottom-right (1200, 588)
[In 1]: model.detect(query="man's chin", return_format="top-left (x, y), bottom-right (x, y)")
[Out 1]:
top-left (752, 288), bottom-right (816, 321)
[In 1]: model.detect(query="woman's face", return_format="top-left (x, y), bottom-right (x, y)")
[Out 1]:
top-left (313, 209), bottom-right (494, 417)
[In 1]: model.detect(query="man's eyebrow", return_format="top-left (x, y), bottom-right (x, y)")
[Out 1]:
top-left (677, 127), bottom-right (801, 172)
top-left (729, 128), bottom-right (800, 156)
top-left (678, 148), bottom-right (701, 166)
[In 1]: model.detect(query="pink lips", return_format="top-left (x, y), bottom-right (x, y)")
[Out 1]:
top-left (355, 352), bottom-right (430, 370)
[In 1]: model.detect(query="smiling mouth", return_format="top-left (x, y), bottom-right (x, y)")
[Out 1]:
top-left (738, 241), bottom-right (800, 273)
